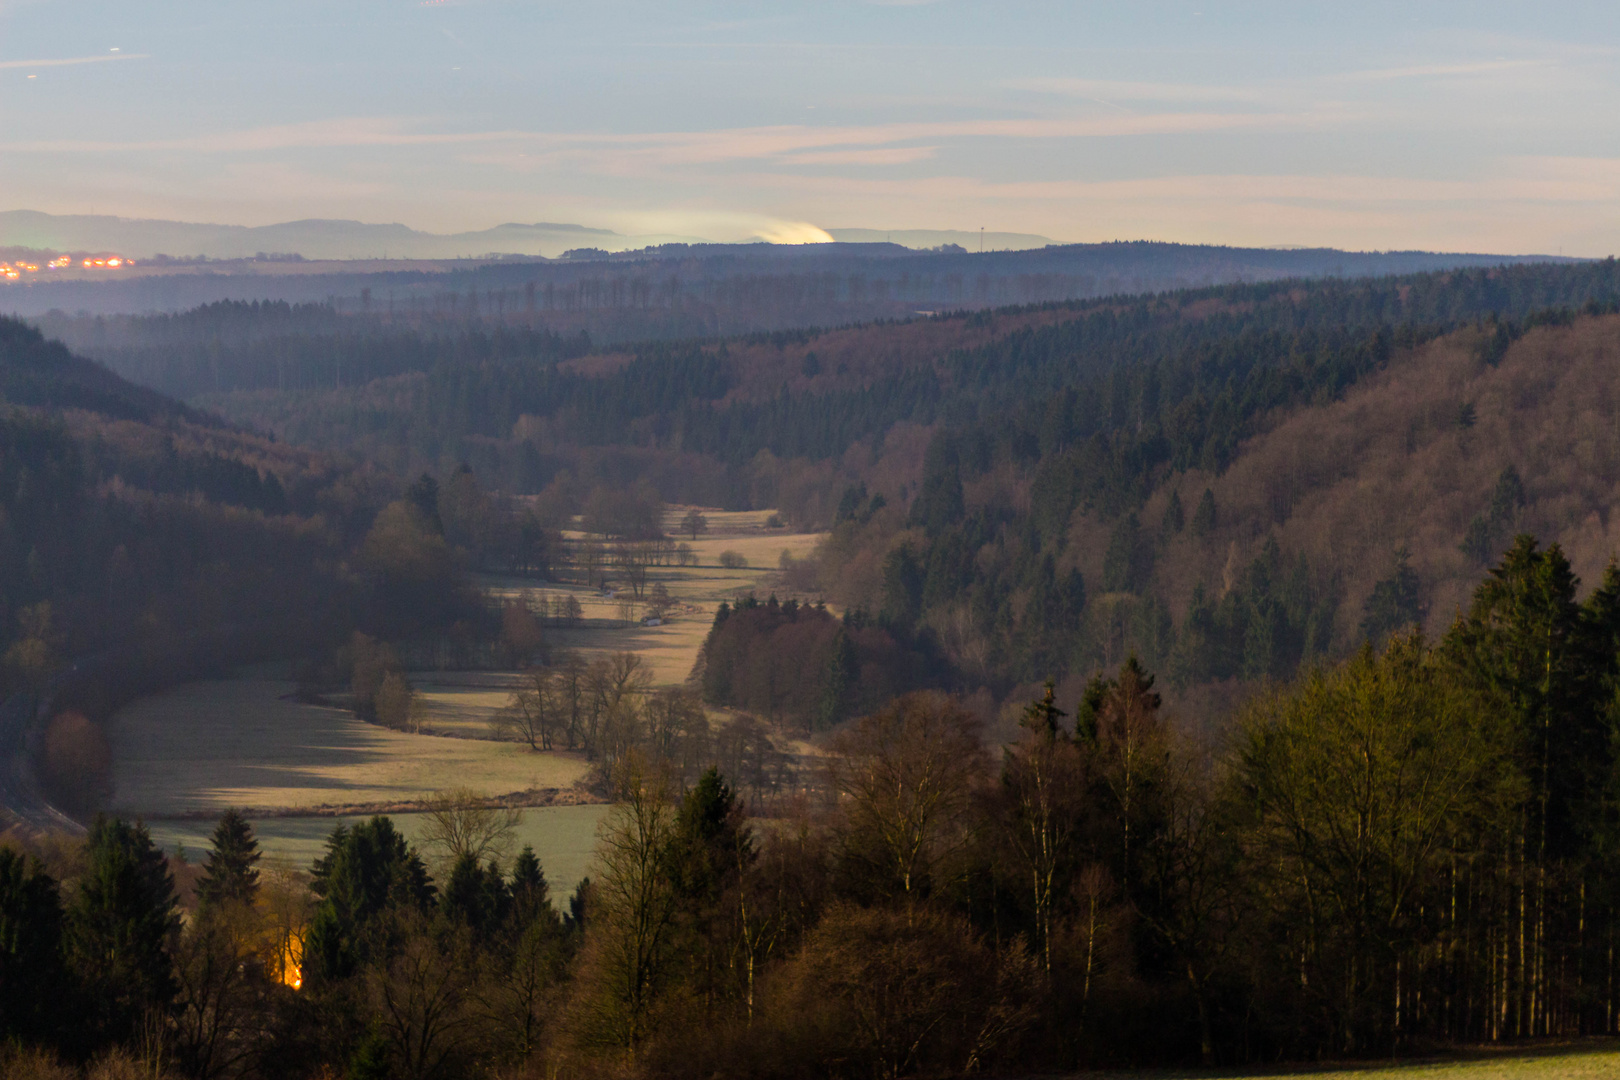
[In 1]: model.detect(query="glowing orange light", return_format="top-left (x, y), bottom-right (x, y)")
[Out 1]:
top-left (106, 257), bottom-right (122, 267)
top-left (82, 259), bottom-right (93, 267)
top-left (278, 935), bottom-right (305, 991)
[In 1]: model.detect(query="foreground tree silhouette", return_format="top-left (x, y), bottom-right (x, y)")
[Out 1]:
top-left (0, 848), bottom-right (69, 1048)
top-left (66, 815), bottom-right (180, 1049)
top-left (1237, 633), bottom-right (1516, 1053)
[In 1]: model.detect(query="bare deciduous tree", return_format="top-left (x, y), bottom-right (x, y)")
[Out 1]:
top-left (824, 692), bottom-right (986, 902)
top-left (496, 668), bottom-right (562, 751)
top-left (419, 788), bottom-right (522, 865)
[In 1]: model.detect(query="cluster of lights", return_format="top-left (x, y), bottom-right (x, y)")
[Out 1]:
top-left (0, 255), bottom-right (133, 280)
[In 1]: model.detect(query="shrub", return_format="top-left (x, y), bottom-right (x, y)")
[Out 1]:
top-left (719, 551), bottom-right (748, 569)
top-left (40, 710), bottom-right (113, 816)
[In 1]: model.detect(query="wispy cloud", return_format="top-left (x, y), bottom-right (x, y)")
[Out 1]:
top-left (0, 109), bottom-right (1332, 163)
top-left (1333, 59), bottom-right (1538, 82)
top-left (1012, 78), bottom-right (1265, 104)
top-left (780, 146), bottom-right (939, 166)
top-left (0, 52), bottom-right (149, 70)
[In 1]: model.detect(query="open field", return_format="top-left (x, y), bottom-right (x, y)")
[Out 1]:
top-left (143, 803), bottom-right (609, 900)
top-left (478, 507), bottom-right (825, 688)
top-left (102, 507), bottom-right (822, 859)
top-left (1083, 1043), bottom-right (1620, 1080)
top-left (410, 670), bottom-right (528, 738)
top-left (107, 677), bottom-right (589, 817)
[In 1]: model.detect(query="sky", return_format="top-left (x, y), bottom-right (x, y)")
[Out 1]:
top-left (2, 1), bottom-right (1620, 253)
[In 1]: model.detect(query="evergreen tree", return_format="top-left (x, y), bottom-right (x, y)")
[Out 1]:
top-left (1161, 490), bottom-right (1185, 536)
top-left (304, 816), bottom-right (434, 984)
top-left (1103, 513), bottom-right (1149, 592)
top-left (66, 815), bottom-right (180, 1047)
top-left (1360, 547), bottom-right (1423, 643)
top-left (908, 436), bottom-right (965, 536)
top-left (880, 546), bottom-right (925, 627)
top-left (1190, 488), bottom-right (1217, 538)
top-left (0, 849), bottom-right (69, 1047)
top-left (565, 877), bottom-right (592, 934)
top-left (1020, 679), bottom-right (1067, 736)
top-left (196, 808), bottom-right (261, 907)
top-left (669, 768), bottom-right (753, 906)
top-left (1444, 537), bottom-right (1599, 858)
top-left (815, 627), bottom-right (860, 731)
top-left (509, 845), bottom-right (557, 931)
top-left (441, 853), bottom-right (511, 939)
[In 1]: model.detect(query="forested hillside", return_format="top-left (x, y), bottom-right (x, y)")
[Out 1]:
top-left (27, 261), bottom-right (1620, 719)
top-left (41, 260), bottom-right (1620, 507)
top-left (0, 317), bottom-right (486, 724)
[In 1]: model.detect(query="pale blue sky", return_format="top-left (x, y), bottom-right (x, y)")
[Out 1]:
top-left (2, 1), bottom-right (1618, 252)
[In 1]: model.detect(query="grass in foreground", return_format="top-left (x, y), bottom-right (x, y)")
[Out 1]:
top-left (1088, 1041), bottom-right (1620, 1080)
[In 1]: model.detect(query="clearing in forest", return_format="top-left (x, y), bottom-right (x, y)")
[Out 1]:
top-left (475, 507), bottom-right (825, 688)
top-left (107, 677), bottom-right (589, 818)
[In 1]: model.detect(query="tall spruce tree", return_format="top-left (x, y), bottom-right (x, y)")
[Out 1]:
top-left (304, 817), bottom-right (434, 984)
top-left (509, 845), bottom-right (556, 931)
top-left (1444, 536), bottom-right (1601, 857)
top-left (196, 808), bottom-right (261, 906)
top-left (815, 627), bottom-right (859, 731)
top-left (67, 815), bottom-right (180, 1048)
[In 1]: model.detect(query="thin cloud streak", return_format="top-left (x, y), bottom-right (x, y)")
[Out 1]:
top-left (0, 53), bottom-right (149, 70)
top-left (0, 109), bottom-right (1332, 160)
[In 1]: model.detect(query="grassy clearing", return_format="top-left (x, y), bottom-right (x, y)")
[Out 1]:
top-left (409, 670), bottom-right (527, 738)
top-left (143, 804), bottom-right (609, 900)
top-left (478, 507), bottom-right (825, 688)
top-left (1084, 1042), bottom-right (1620, 1080)
top-left (107, 677), bottom-right (589, 817)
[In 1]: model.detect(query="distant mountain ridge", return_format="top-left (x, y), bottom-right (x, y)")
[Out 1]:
top-left (0, 210), bottom-right (710, 261)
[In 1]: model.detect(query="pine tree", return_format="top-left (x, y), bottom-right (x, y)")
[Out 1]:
top-left (196, 807), bottom-right (261, 907)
